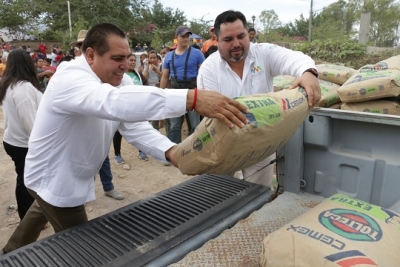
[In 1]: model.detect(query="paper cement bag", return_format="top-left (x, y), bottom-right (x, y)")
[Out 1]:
top-left (260, 194), bottom-right (400, 267)
top-left (341, 98), bottom-right (400, 115)
top-left (174, 88), bottom-right (310, 175)
top-left (317, 64), bottom-right (357, 85)
top-left (273, 75), bottom-right (296, 92)
top-left (359, 55), bottom-right (400, 72)
top-left (326, 102), bottom-right (342, 109)
top-left (337, 69), bottom-right (400, 103)
top-left (317, 79), bottom-right (341, 107)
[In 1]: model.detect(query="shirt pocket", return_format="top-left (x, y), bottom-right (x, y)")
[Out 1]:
top-left (251, 71), bottom-right (267, 93)
top-left (71, 161), bottom-right (95, 196)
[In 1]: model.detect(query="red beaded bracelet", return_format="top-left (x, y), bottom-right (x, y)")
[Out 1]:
top-left (191, 87), bottom-right (198, 111)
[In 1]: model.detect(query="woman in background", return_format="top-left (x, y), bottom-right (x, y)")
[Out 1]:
top-left (113, 53), bottom-right (150, 164)
top-left (0, 49), bottom-right (43, 220)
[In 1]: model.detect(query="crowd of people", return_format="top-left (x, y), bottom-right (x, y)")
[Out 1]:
top-left (0, 10), bottom-right (321, 256)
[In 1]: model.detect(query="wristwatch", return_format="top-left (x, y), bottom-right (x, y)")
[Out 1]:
top-left (303, 68), bottom-right (319, 78)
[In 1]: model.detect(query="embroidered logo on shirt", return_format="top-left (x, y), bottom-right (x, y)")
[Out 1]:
top-left (251, 66), bottom-right (263, 74)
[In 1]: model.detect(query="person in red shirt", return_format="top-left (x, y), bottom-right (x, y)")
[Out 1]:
top-left (38, 42), bottom-right (47, 56)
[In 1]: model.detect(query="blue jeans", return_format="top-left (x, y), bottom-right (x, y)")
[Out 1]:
top-left (168, 111), bottom-right (200, 143)
top-left (99, 156), bottom-right (114, 192)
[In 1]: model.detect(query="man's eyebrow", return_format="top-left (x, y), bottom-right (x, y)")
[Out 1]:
top-left (110, 54), bottom-right (131, 58)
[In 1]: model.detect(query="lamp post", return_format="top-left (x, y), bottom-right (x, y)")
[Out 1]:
top-left (252, 15), bottom-right (256, 28)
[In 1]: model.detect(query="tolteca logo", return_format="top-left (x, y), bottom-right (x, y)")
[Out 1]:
top-left (325, 250), bottom-right (378, 267)
top-left (319, 209), bottom-right (383, 242)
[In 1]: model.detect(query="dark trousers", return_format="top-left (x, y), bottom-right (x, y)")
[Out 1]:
top-left (3, 141), bottom-right (35, 220)
top-left (3, 189), bottom-right (87, 253)
top-left (113, 131), bottom-right (122, 156)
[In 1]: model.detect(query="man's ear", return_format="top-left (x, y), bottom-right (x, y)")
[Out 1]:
top-left (85, 47), bottom-right (95, 65)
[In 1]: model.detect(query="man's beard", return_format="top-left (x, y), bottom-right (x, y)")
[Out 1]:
top-left (229, 49), bottom-right (245, 62)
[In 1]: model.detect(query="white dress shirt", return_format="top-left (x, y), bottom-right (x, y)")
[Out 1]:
top-left (25, 55), bottom-right (188, 207)
top-left (197, 42), bottom-right (316, 187)
top-left (197, 42), bottom-right (316, 97)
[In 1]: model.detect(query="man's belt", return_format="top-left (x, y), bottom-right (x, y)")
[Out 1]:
top-left (171, 77), bottom-right (197, 89)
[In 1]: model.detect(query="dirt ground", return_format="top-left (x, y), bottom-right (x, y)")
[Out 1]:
top-left (0, 110), bottom-right (191, 249)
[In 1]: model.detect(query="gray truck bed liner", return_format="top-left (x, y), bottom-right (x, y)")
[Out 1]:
top-left (0, 175), bottom-right (271, 267)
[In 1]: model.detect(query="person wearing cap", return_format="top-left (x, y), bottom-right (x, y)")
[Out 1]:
top-left (1, 22), bottom-right (248, 255)
top-left (70, 29), bottom-right (125, 201)
top-left (201, 26), bottom-right (218, 56)
top-left (160, 26), bottom-right (205, 146)
top-left (197, 10), bottom-right (321, 189)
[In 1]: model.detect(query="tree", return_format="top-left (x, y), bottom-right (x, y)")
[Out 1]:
top-left (189, 14), bottom-right (214, 42)
top-left (347, 0), bottom-right (400, 46)
top-left (282, 13), bottom-right (309, 40)
top-left (259, 10), bottom-right (281, 35)
top-left (0, 0), bottom-right (39, 39)
top-left (131, 0), bottom-right (186, 49)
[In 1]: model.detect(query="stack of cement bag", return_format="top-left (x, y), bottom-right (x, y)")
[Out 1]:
top-left (274, 58), bottom-right (400, 115)
top-left (273, 64), bottom-right (357, 108)
top-left (316, 64), bottom-right (357, 108)
top-left (338, 55), bottom-right (400, 115)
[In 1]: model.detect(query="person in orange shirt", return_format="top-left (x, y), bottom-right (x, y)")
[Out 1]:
top-left (0, 56), bottom-right (6, 77)
top-left (201, 27), bottom-right (218, 56)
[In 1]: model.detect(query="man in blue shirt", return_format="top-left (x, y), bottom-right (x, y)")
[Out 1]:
top-left (160, 26), bottom-right (205, 144)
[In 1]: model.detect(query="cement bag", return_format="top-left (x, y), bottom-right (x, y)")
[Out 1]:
top-left (337, 69), bottom-right (400, 103)
top-left (317, 79), bottom-right (340, 107)
top-left (174, 88), bottom-right (309, 175)
top-left (273, 75), bottom-right (295, 92)
top-left (326, 102), bottom-right (342, 109)
top-left (342, 98), bottom-right (400, 115)
top-left (260, 194), bottom-right (400, 267)
top-left (317, 64), bottom-right (357, 85)
top-left (359, 55), bottom-right (400, 72)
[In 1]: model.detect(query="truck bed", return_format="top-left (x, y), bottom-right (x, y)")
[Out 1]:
top-left (170, 192), bottom-right (325, 267)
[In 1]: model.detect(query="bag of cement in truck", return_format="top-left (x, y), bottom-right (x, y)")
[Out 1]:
top-left (317, 64), bottom-right (357, 85)
top-left (341, 98), bottom-right (400, 115)
top-left (326, 102), bottom-right (342, 109)
top-left (173, 88), bottom-right (310, 175)
top-left (273, 75), bottom-right (296, 92)
top-left (317, 79), bottom-right (340, 107)
top-left (337, 69), bottom-right (400, 103)
top-left (359, 55), bottom-right (400, 72)
top-left (260, 193), bottom-right (400, 267)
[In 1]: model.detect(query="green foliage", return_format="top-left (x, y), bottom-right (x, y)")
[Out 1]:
top-left (293, 39), bottom-right (398, 69)
top-left (150, 33), bottom-right (163, 51)
top-left (0, 0), bottom-right (39, 33)
top-left (259, 10), bottom-right (281, 35)
top-left (295, 39), bottom-right (365, 61)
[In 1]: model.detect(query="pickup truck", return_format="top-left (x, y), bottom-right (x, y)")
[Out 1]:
top-left (0, 108), bottom-right (399, 267)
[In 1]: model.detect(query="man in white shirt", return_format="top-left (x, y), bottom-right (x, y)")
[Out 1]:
top-left (1, 22), bottom-right (248, 254)
top-left (197, 10), bottom-right (321, 189)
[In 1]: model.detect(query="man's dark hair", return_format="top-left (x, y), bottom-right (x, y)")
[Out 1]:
top-left (82, 23), bottom-right (126, 56)
top-left (214, 10), bottom-right (247, 37)
top-left (0, 49), bottom-right (41, 103)
top-left (248, 27), bottom-right (256, 33)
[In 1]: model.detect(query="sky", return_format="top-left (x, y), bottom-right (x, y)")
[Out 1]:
top-left (159, 0), bottom-right (339, 25)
